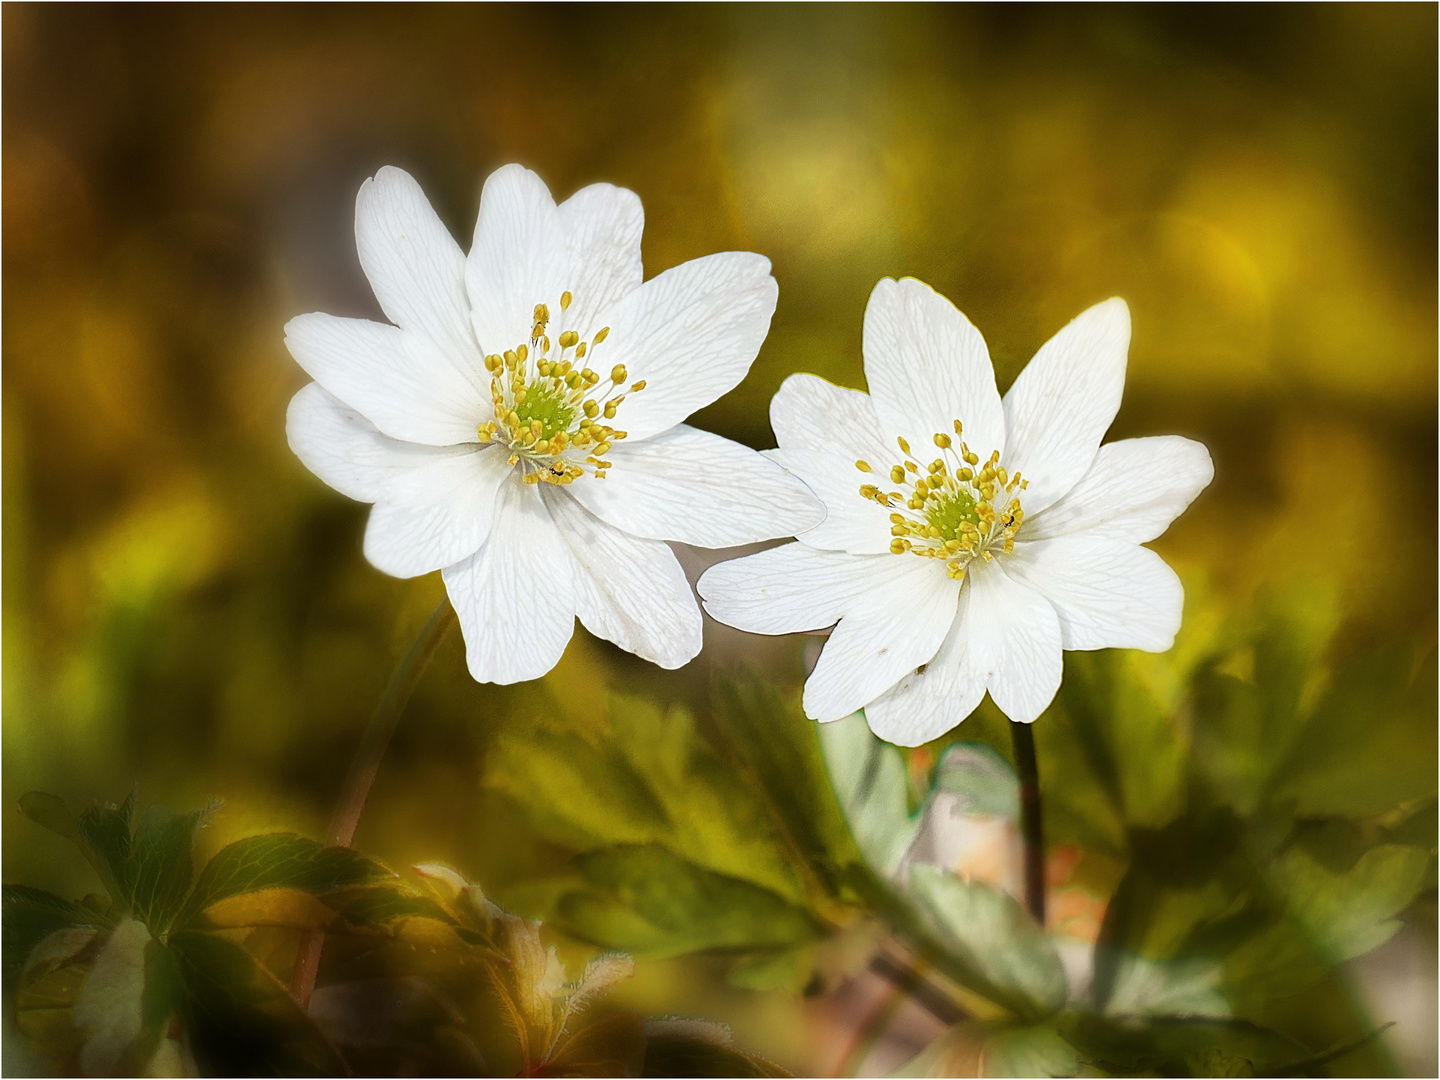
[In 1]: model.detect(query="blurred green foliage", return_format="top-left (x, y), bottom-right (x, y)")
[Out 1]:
top-left (4, 4), bottom-right (1435, 1075)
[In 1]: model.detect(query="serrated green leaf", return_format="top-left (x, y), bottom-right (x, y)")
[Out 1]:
top-left (553, 844), bottom-right (820, 959)
top-left (129, 803), bottom-right (212, 933)
top-left (906, 865), bottom-right (1067, 1020)
top-left (488, 696), bottom-right (805, 904)
top-left (178, 833), bottom-right (392, 926)
top-left (167, 928), bottom-right (345, 1076)
top-left (713, 672), bottom-right (862, 893)
top-left (819, 713), bottom-right (916, 878)
top-left (3, 885), bottom-right (111, 987)
top-left (18, 792), bottom-right (131, 906)
top-left (1273, 842), bottom-right (1429, 963)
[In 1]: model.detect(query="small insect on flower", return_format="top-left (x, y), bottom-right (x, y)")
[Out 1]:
top-left (698, 278), bottom-right (1213, 746)
top-left (285, 164), bottom-right (824, 684)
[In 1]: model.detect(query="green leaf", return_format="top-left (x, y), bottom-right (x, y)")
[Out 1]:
top-left (981, 1023), bottom-right (1082, 1078)
top-left (1104, 955), bottom-right (1230, 1020)
top-left (18, 791), bottom-right (131, 906)
top-left (1269, 647), bottom-right (1438, 818)
top-left (552, 844), bottom-right (821, 959)
top-left (713, 672), bottom-right (863, 893)
top-left (819, 713), bottom-right (916, 878)
top-left (487, 694), bottom-right (806, 905)
top-left (3, 885), bottom-right (110, 987)
top-left (1060, 651), bottom-right (1189, 829)
top-left (128, 803), bottom-right (212, 932)
top-left (178, 833), bottom-right (392, 926)
top-left (1275, 842), bottom-right (1430, 962)
top-left (1059, 1012), bottom-right (1307, 1078)
top-left (167, 928), bottom-right (346, 1076)
top-left (906, 865), bottom-right (1067, 1020)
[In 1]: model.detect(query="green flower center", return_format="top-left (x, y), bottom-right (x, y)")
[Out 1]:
top-left (477, 292), bottom-right (646, 486)
top-left (855, 421), bottom-right (1027, 580)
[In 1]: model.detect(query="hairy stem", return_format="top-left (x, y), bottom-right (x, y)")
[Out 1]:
top-left (290, 597), bottom-right (456, 1006)
top-left (1010, 719), bottom-right (1046, 926)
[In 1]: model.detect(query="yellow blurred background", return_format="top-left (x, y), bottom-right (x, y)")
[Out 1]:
top-left (4, 5), bottom-right (1435, 1073)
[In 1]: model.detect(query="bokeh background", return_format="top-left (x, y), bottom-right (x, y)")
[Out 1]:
top-left (4, 4), bottom-right (1435, 1075)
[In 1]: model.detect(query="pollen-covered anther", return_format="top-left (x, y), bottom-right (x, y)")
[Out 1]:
top-left (483, 292), bottom-right (644, 485)
top-left (856, 418), bottom-right (1026, 578)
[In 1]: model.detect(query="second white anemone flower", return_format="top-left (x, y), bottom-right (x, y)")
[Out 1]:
top-left (286, 164), bottom-right (823, 683)
top-left (698, 279), bottom-right (1213, 746)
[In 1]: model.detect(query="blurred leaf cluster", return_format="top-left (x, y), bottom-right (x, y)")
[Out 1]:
top-left (478, 578), bottom-right (1435, 1076)
top-left (4, 792), bottom-right (791, 1077)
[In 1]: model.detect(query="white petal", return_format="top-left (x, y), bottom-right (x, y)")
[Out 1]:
top-left (287, 382), bottom-right (478, 503)
top-left (769, 373), bottom-right (893, 466)
top-left (1002, 298), bottom-right (1130, 515)
top-left (862, 278), bottom-right (1006, 463)
top-left (565, 424), bottom-right (823, 548)
top-left (556, 183), bottom-right (645, 338)
top-left (465, 164), bottom-right (569, 357)
top-left (699, 544), bottom-right (890, 635)
top-left (802, 560), bottom-right (961, 723)
top-left (362, 449), bottom-right (512, 578)
top-left (589, 252), bottom-right (778, 441)
top-left (1024, 436), bottom-right (1213, 544)
top-left (864, 590), bottom-right (986, 747)
top-left (354, 166), bottom-right (486, 376)
top-left (541, 487), bottom-right (701, 669)
top-left (442, 476), bottom-right (576, 684)
top-left (764, 448), bottom-right (892, 555)
top-left (284, 314), bottom-right (484, 446)
top-left (1004, 535), bottom-right (1183, 652)
top-left (960, 558), bottom-right (1063, 723)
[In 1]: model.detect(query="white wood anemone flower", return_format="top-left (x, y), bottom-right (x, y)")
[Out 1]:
top-left (698, 278), bottom-right (1213, 746)
top-left (285, 164), bottom-right (824, 684)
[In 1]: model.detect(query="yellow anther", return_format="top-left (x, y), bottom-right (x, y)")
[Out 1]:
top-left (533, 439), bottom-right (549, 454)
top-left (575, 342), bottom-right (587, 358)
top-left (890, 513), bottom-right (906, 524)
top-left (611, 364), bottom-right (627, 384)
top-left (478, 427), bottom-right (492, 443)
top-left (953, 420), bottom-right (963, 435)
top-left (631, 380), bottom-right (646, 392)
top-left (603, 402), bottom-right (618, 420)
top-left (905, 461), bottom-right (919, 474)
top-left (560, 291), bottom-right (573, 311)
top-left (523, 472), bottom-right (540, 485)
top-left (934, 432), bottom-right (952, 449)
top-left (897, 436), bottom-right (911, 455)
top-left (594, 327), bottom-right (610, 344)
top-left (890, 538), bottom-right (911, 554)
top-left (963, 450), bottom-right (979, 466)
top-left (584, 400), bottom-right (599, 418)
top-left (890, 466), bottom-right (906, 484)
top-left (856, 460), bottom-right (873, 473)
top-left (517, 344), bottom-right (529, 363)
top-left (559, 330), bottom-right (579, 349)
top-left (860, 484), bottom-right (880, 500)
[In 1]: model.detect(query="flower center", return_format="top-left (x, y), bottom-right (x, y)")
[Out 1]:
top-left (855, 421), bottom-right (1027, 580)
top-left (477, 291), bottom-right (644, 485)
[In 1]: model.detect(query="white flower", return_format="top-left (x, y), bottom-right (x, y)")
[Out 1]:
top-left (698, 278), bottom-right (1213, 745)
top-left (285, 165), bottom-right (823, 683)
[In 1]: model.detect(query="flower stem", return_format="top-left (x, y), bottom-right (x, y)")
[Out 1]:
top-left (1009, 720), bottom-right (1046, 927)
top-left (290, 597), bottom-right (456, 1006)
